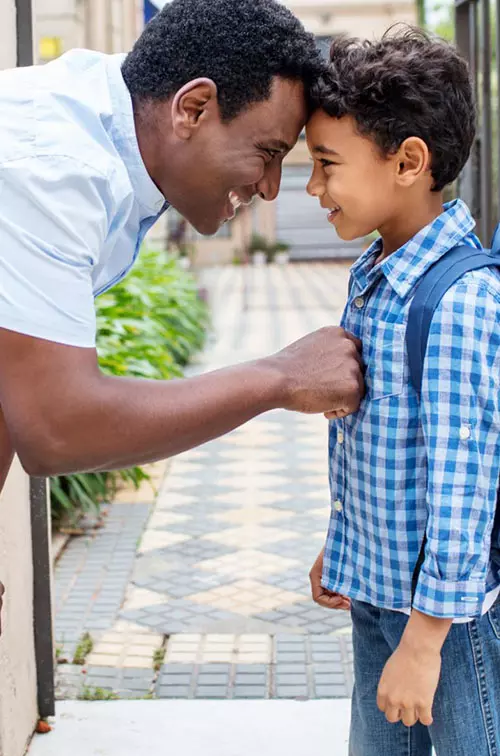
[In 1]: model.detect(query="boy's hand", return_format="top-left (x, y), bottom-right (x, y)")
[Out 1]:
top-left (377, 641), bottom-right (441, 727)
top-left (377, 609), bottom-right (452, 727)
top-left (310, 548), bottom-right (351, 610)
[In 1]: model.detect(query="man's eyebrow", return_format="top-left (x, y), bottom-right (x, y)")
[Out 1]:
top-left (312, 144), bottom-right (340, 156)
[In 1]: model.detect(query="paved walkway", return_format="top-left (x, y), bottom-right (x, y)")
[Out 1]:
top-left (54, 263), bottom-right (353, 702)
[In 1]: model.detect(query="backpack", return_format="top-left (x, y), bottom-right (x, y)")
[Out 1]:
top-left (407, 229), bottom-right (500, 602)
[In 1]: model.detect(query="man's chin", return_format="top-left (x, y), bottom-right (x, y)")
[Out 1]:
top-left (191, 216), bottom-right (226, 237)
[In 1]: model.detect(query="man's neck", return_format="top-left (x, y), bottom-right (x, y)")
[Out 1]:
top-left (376, 192), bottom-right (445, 264)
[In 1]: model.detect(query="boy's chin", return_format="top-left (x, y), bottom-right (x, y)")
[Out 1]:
top-left (335, 226), bottom-right (364, 243)
top-left (334, 220), bottom-right (376, 243)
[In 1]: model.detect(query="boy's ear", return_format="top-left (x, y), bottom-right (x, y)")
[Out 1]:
top-left (394, 137), bottom-right (430, 187)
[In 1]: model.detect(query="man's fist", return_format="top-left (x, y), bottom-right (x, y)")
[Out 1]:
top-left (263, 326), bottom-right (364, 417)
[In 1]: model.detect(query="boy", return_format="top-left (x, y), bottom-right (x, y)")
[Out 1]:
top-left (307, 27), bottom-right (500, 756)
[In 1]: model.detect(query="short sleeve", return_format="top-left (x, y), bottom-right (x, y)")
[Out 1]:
top-left (0, 154), bottom-right (111, 347)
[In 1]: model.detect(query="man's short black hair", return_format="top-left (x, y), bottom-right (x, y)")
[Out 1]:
top-left (311, 26), bottom-right (476, 192)
top-left (122, 0), bottom-right (325, 122)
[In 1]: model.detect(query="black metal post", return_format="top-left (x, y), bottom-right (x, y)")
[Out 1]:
top-left (15, 0), bottom-right (56, 718)
top-left (480, 0), bottom-right (493, 241)
top-left (15, 0), bottom-right (34, 68)
top-left (30, 477), bottom-right (55, 718)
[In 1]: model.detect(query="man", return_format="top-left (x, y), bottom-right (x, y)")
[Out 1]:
top-left (0, 0), bottom-right (363, 490)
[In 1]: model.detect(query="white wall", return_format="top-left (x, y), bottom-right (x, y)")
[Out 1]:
top-left (0, 7), bottom-right (39, 754)
top-left (0, 463), bottom-right (38, 756)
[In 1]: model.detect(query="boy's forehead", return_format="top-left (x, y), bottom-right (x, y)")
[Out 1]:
top-left (306, 111), bottom-right (356, 149)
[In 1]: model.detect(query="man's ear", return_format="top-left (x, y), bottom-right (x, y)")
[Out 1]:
top-left (395, 137), bottom-right (431, 188)
top-left (171, 78), bottom-right (219, 140)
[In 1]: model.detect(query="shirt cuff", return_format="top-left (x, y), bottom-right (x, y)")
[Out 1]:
top-left (413, 571), bottom-right (486, 618)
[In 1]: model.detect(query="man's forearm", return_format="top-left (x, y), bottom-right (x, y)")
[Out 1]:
top-left (0, 326), bottom-right (363, 477)
top-left (37, 360), bottom-right (284, 474)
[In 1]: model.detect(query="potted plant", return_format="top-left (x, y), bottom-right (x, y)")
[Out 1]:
top-left (248, 233), bottom-right (269, 266)
top-left (274, 240), bottom-right (291, 265)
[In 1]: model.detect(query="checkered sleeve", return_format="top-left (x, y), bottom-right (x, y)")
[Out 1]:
top-left (413, 275), bottom-right (500, 618)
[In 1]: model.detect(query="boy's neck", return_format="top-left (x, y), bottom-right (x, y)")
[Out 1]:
top-left (376, 192), bottom-right (445, 264)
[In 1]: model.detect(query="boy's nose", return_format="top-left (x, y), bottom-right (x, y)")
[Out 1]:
top-left (306, 176), bottom-right (323, 198)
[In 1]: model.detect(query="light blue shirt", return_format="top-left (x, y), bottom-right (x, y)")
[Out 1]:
top-left (0, 50), bottom-right (168, 347)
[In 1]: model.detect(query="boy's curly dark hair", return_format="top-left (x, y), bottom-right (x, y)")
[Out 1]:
top-left (122, 0), bottom-right (325, 122)
top-left (311, 26), bottom-right (476, 191)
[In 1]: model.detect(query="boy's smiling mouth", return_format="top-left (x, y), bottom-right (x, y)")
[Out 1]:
top-left (327, 204), bottom-right (341, 223)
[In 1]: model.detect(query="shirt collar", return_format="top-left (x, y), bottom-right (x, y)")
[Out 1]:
top-left (350, 199), bottom-right (480, 300)
top-left (105, 54), bottom-right (167, 218)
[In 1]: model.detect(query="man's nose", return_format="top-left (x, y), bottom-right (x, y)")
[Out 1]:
top-left (256, 161), bottom-right (282, 202)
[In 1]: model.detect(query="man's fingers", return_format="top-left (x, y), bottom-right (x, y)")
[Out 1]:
top-left (344, 332), bottom-right (362, 352)
top-left (324, 410), bottom-right (344, 421)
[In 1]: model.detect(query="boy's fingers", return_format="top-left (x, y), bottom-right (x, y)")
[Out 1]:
top-left (384, 705), bottom-right (402, 724)
top-left (401, 708), bottom-right (418, 728)
top-left (417, 706), bottom-right (433, 727)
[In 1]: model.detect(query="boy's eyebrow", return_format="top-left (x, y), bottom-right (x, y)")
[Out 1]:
top-left (312, 144), bottom-right (340, 156)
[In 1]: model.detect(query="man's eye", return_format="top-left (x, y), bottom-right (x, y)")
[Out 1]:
top-left (321, 159), bottom-right (337, 168)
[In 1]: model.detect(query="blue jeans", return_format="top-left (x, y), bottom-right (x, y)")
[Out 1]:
top-left (349, 598), bottom-right (500, 756)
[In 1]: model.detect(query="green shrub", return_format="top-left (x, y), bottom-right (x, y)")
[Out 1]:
top-left (50, 249), bottom-right (209, 524)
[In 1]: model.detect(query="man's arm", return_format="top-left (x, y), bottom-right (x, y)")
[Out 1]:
top-left (0, 325), bottom-right (363, 477)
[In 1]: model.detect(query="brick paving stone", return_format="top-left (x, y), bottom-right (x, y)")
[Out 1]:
top-left (233, 686), bottom-right (268, 698)
top-left (315, 684), bottom-right (349, 698)
top-left (276, 685), bottom-right (310, 699)
top-left (195, 686), bottom-right (229, 699)
top-left (157, 685), bottom-right (192, 698)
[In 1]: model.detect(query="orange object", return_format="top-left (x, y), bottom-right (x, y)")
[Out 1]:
top-left (36, 720), bottom-right (52, 734)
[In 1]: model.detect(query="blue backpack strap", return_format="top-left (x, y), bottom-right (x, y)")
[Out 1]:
top-left (407, 246), bottom-right (497, 397)
top-left (407, 243), bottom-right (498, 602)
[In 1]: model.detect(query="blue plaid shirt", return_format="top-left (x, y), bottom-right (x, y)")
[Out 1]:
top-left (323, 199), bottom-right (500, 619)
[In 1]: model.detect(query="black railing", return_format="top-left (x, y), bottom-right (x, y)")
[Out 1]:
top-left (456, 0), bottom-right (499, 242)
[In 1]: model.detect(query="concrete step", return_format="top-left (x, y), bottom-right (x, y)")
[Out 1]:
top-left (29, 699), bottom-right (351, 756)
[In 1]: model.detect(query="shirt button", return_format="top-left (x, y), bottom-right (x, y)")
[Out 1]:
top-left (459, 425), bottom-right (471, 441)
top-left (337, 430), bottom-right (344, 444)
top-left (354, 296), bottom-right (365, 309)
top-left (333, 500), bottom-right (343, 513)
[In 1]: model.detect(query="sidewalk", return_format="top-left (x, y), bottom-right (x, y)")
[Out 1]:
top-left (29, 700), bottom-right (351, 756)
top-left (52, 262), bottom-right (353, 705)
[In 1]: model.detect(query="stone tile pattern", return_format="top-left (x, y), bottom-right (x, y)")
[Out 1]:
top-left (156, 634), bottom-right (353, 700)
top-left (54, 502), bottom-right (152, 662)
top-left (54, 263), bottom-right (354, 701)
top-left (122, 411), bottom-right (352, 636)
